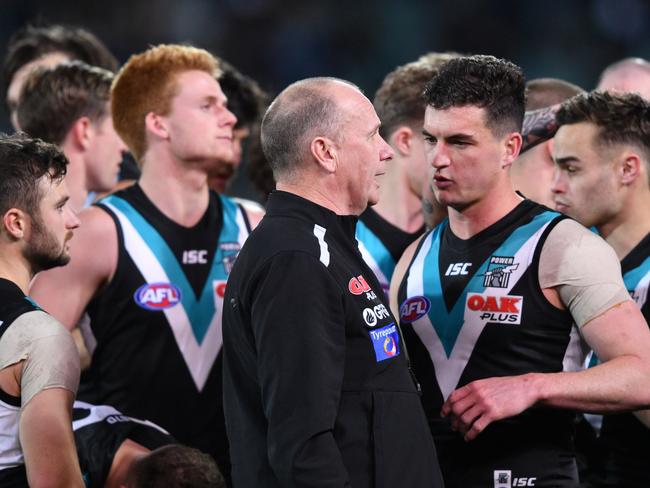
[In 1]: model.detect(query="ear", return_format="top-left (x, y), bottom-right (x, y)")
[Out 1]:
top-left (502, 132), bottom-right (523, 168)
top-left (145, 112), bottom-right (170, 141)
top-left (70, 117), bottom-right (92, 151)
top-left (310, 136), bottom-right (338, 174)
top-left (620, 152), bottom-right (643, 185)
top-left (389, 126), bottom-right (413, 157)
top-left (3, 208), bottom-right (27, 240)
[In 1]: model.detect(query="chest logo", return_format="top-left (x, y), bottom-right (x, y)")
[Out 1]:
top-left (400, 296), bottom-right (431, 323)
top-left (182, 250), bottom-right (208, 264)
top-left (445, 262), bottom-right (472, 276)
top-left (466, 293), bottom-right (523, 324)
top-left (134, 283), bottom-right (182, 311)
top-left (482, 256), bottom-right (519, 288)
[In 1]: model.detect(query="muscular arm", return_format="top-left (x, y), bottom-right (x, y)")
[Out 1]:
top-left (252, 253), bottom-right (350, 486)
top-left (442, 220), bottom-right (650, 440)
top-left (30, 206), bottom-right (117, 329)
top-left (21, 388), bottom-right (84, 488)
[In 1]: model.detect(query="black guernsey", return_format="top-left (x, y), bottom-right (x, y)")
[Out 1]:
top-left (0, 280), bottom-right (41, 488)
top-left (397, 200), bottom-right (580, 488)
top-left (73, 401), bottom-right (175, 488)
top-left (79, 184), bottom-right (250, 475)
top-left (223, 191), bottom-right (443, 488)
top-left (597, 232), bottom-right (650, 487)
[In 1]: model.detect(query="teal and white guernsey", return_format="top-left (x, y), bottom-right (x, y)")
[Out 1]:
top-left (598, 232), bottom-right (650, 487)
top-left (397, 201), bottom-right (581, 487)
top-left (78, 184), bottom-right (250, 473)
top-left (356, 207), bottom-right (423, 297)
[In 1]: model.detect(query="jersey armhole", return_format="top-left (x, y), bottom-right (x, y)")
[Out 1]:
top-left (531, 215), bottom-right (571, 312)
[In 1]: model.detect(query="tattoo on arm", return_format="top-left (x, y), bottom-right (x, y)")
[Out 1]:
top-left (521, 106), bottom-right (559, 152)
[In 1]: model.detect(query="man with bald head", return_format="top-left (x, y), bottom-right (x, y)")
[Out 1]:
top-left (222, 77), bottom-right (443, 488)
top-left (597, 57), bottom-right (650, 100)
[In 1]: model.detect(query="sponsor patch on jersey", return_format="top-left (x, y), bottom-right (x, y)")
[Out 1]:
top-left (362, 304), bottom-right (391, 327)
top-left (466, 293), bottom-right (523, 324)
top-left (134, 283), bottom-right (182, 311)
top-left (348, 275), bottom-right (372, 295)
top-left (369, 323), bottom-right (400, 361)
top-left (482, 255), bottom-right (519, 288)
top-left (400, 296), bottom-right (431, 323)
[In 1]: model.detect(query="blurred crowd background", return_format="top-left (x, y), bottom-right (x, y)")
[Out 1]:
top-left (1, 0), bottom-right (649, 198)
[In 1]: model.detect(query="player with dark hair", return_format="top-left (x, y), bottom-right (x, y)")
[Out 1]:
top-left (17, 61), bottom-right (125, 210)
top-left (125, 445), bottom-right (224, 488)
top-left (511, 78), bottom-right (584, 207)
top-left (208, 59), bottom-right (266, 224)
top-left (355, 53), bottom-right (457, 296)
top-left (29, 44), bottom-right (246, 481)
top-left (390, 55), bottom-right (650, 487)
top-left (0, 133), bottom-right (82, 487)
top-left (2, 23), bottom-right (118, 130)
top-left (553, 91), bottom-right (650, 487)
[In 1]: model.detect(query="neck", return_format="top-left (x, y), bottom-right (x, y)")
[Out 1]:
top-left (598, 189), bottom-right (650, 260)
top-left (60, 148), bottom-right (89, 212)
top-left (0, 247), bottom-right (32, 294)
top-left (138, 150), bottom-right (210, 226)
top-left (372, 156), bottom-right (423, 232)
top-left (447, 182), bottom-right (523, 239)
top-left (276, 177), bottom-right (358, 216)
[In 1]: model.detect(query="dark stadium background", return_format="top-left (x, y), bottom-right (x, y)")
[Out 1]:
top-left (1, 0), bottom-right (648, 198)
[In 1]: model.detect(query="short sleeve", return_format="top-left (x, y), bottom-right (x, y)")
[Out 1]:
top-left (539, 219), bottom-right (632, 327)
top-left (0, 311), bottom-right (80, 407)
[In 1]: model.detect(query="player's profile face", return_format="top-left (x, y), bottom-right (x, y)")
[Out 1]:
top-left (552, 122), bottom-right (621, 227)
top-left (24, 177), bottom-right (80, 272)
top-left (422, 105), bottom-right (506, 211)
top-left (161, 70), bottom-right (237, 170)
top-left (86, 109), bottom-right (127, 193)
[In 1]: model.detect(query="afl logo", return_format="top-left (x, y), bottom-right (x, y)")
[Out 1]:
top-left (134, 283), bottom-right (182, 311)
top-left (383, 336), bottom-right (397, 357)
top-left (400, 296), bottom-right (431, 323)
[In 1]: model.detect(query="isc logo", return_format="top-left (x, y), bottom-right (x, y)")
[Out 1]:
top-left (466, 293), bottom-right (523, 324)
top-left (445, 262), bottom-right (472, 276)
top-left (134, 283), bottom-right (182, 311)
top-left (182, 250), bottom-right (208, 264)
top-left (400, 296), bottom-right (431, 322)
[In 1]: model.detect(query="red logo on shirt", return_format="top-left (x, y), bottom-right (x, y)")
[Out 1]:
top-left (348, 275), bottom-right (371, 295)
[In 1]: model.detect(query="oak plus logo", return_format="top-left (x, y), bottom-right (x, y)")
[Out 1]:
top-left (483, 256), bottom-right (519, 288)
top-left (466, 293), bottom-right (523, 324)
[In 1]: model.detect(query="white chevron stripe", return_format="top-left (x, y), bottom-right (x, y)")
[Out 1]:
top-left (105, 202), bottom-right (222, 391)
top-left (408, 222), bottom-right (552, 401)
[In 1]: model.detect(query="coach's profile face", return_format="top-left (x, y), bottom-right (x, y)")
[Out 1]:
top-left (328, 84), bottom-right (394, 214)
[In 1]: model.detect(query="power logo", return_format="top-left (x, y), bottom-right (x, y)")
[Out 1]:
top-left (134, 283), bottom-right (182, 311)
top-left (348, 275), bottom-right (371, 295)
top-left (466, 293), bottom-right (523, 324)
